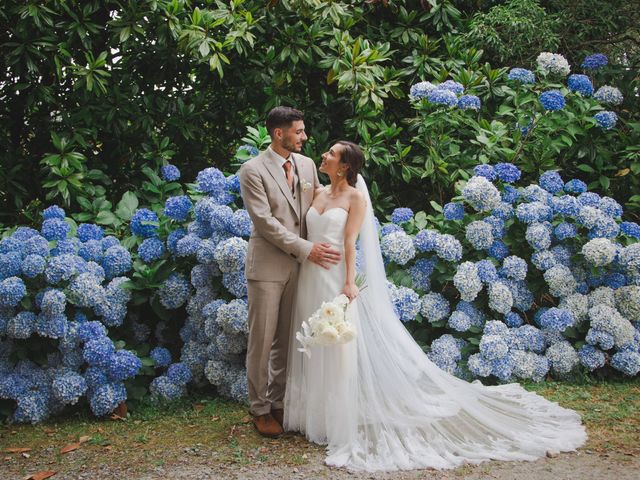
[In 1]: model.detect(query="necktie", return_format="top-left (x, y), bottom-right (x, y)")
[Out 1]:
top-left (283, 160), bottom-right (294, 191)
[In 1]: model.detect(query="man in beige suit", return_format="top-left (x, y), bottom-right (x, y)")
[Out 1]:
top-left (239, 107), bottom-right (341, 437)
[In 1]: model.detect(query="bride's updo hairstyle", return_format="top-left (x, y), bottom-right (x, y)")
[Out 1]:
top-left (336, 140), bottom-right (364, 187)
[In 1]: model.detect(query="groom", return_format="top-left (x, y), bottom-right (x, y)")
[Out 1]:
top-left (239, 107), bottom-right (341, 437)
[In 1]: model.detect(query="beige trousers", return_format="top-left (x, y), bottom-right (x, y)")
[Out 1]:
top-left (246, 268), bottom-right (299, 416)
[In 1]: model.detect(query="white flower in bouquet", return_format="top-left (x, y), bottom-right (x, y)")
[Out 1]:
top-left (297, 293), bottom-right (358, 357)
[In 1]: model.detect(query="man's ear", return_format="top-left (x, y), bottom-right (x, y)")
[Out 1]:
top-left (273, 127), bottom-right (282, 140)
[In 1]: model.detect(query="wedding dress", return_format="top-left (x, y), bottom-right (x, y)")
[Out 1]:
top-left (284, 176), bottom-right (586, 471)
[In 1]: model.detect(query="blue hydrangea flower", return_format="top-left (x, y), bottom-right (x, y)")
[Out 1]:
top-left (102, 246), bottom-right (132, 279)
top-left (488, 240), bottom-right (509, 260)
top-left (578, 345), bottom-right (606, 371)
top-left (226, 174), bottom-right (241, 193)
top-left (564, 179), bottom-right (587, 194)
top-left (462, 176), bottom-right (501, 212)
top-left (577, 192), bottom-right (601, 207)
top-left (164, 196), bottom-right (193, 221)
top-left (589, 217), bottom-right (620, 239)
top-left (427, 88), bottom-right (458, 107)
top-left (89, 382), bottom-right (127, 416)
top-left (223, 271), bottom-right (247, 298)
top-left (42, 205), bottom-right (66, 220)
top-left (567, 74), bottom-right (593, 96)
top-left (531, 250), bottom-right (557, 271)
top-left (582, 53), bottom-right (607, 70)
top-left (526, 222), bottom-right (552, 251)
top-left (159, 273), bottom-right (190, 309)
top-left (167, 228), bottom-right (187, 254)
top-left (150, 347), bottom-right (172, 367)
top-left (420, 293), bottom-right (450, 323)
top-left (21, 255), bottom-right (46, 279)
top-left (409, 258), bottom-right (436, 291)
top-left (0, 277), bottom-right (27, 307)
top-left (473, 164), bottom-right (497, 181)
top-left (381, 232), bottom-right (416, 265)
top-left (465, 221), bottom-right (493, 250)
top-left (504, 311), bottom-right (523, 328)
top-left (130, 209), bottom-right (159, 238)
top-left (229, 210), bottom-right (252, 237)
top-left (196, 167), bottom-right (226, 195)
top-left (434, 234), bottom-right (462, 262)
top-left (414, 229), bottom-right (439, 252)
top-left (108, 350), bottom-right (142, 381)
top-left (388, 285), bottom-right (421, 321)
top-left (468, 353), bottom-right (492, 377)
top-left (13, 392), bottom-right (50, 424)
top-left (594, 111), bottom-right (617, 130)
top-left (507, 68), bottom-right (535, 83)
top-left (51, 372), bottom-right (87, 405)
top-left (479, 334), bottom-right (509, 360)
top-left (214, 237), bottom-right (248, 272)
top-left (554, 222), bottom-right (577, 241)
top-left (167, 362), bottom-right (193, 386)
top-left (476, 259), bottom-right (498, 283)
top-left (439, 80), bottom-right (464, 94)
top-left (458, 95), bottom-right (481, 110)
top-left (611, 351), bottom-right (640, 376)
top-left (594, 86), bottom-right (623, 105)
top-left (539, 90), bottom-right (565, 111)
top-left (391, 207), bottom-right (413, 224)
top-left (78, 240), bottom-right (103, 263)
top-left (176, 234), bottom-right (202, 257)
top-left (501, 185), bottom-right (520, 204)
top-left (409, 81), bottom-right (437, 100)
top-left (516, 201), bottom-right (553, 224)
top-left (453, 262), bottom-right (482, 302)
top-left (138, 237), bottom-right (165, 263)
top-left (443, 202), bottom-right (464, 221)
top-left (546, 341), bottom-right (579, 375)
top-left (83, 338), bottom-right (116, 367)
top-left (493, 164), bottom-right (520, 184)
top-left (492, 203), bottom-right (514, 221)
top-left (380, 224), bottom-right (403, 237)
top-left (501, 256), bottom-right (527, 281)
top-left (539, 171), bottom-right (564, 193)
top-left (539, 307), bottom-right (575, 332)
top-left (161, 164), bottom-right (181, 182)
top-left (41, 289), bottom-right (66, 316)
top-left (586, 328), bottom-right (615, 350)
top-left (447, 311), bottom-right (471, 332)
top-left (488, 282), bottom-right (513, 314)
top-left (41, 219), bottom-right (70, 241)
top-left (621, 222), bottom-right (640, 239)
top-left (598, 197), bottom-right (622, 218)
top-left (237, 145), bottom-right (259, 158)
top-left (77, 224), bottom-right (104, 242)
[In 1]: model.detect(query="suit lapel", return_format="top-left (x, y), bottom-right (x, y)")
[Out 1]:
top-left (263, 150), bottom-right (299, 217)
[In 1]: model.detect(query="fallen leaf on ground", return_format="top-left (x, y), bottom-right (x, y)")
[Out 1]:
top-left (193, 403), bottom-right (205, 411)
top-left (60, 443), bottom-right (80, 454)
top-left (78, 436), bottom-right (91, 444)
top-left (211, 416), bottom-right (220, 421)
top-left (42, 428), bottom-right (56, 434)
top-left (22, 453), bottom-right (31, 458)
top-left (113, 402), bottom-right (128, 418)
top-left (5, 448), bottom-right (32, 453)
top-left (25, 471), bottom-right (56, 480)
top-left (110, 414), bottom-right (125, 421)
top-left (242, 415), bottom-right (251, 423)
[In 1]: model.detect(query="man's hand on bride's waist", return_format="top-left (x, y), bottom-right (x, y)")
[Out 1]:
top-left (308, 242), bottom-right (341, 269)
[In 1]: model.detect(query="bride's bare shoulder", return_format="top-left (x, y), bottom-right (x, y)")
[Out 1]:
top-left (348, 187), bottom-right (365, 205)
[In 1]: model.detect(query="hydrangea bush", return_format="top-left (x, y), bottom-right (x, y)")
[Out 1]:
top-left (0, 208), bottom-right (140, 423)
top-left (379, 163), bottom-right (640, 382)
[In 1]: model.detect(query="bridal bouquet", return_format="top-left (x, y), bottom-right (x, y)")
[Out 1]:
top-left (296, 293), bottom-right (357, 358)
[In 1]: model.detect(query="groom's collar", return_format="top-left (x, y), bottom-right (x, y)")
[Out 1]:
top-left (267, 146), bottom-right (295, 168)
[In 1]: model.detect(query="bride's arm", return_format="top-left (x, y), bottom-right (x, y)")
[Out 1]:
top-left (342, 191), bottom-right (367, 301)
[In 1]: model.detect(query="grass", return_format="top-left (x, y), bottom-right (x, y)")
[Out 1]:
top-left (1, 379), bottom-right (638, 478)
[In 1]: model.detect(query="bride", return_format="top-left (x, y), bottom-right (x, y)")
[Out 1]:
top-left (283, 141), bottom-right (587, 471)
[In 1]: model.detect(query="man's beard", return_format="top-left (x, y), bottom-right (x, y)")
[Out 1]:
top-left (282, 138), bottom-right (302, 152)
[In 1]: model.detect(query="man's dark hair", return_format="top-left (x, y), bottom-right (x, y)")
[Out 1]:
top-left (265, 107), bottom-right (305, 137)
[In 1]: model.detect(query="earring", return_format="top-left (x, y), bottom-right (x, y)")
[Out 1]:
top-left (337, 171), bottom-right (344, 177)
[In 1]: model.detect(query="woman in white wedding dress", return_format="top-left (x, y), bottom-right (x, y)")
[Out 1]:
top-left (283, 141), bottom-right (586, 471)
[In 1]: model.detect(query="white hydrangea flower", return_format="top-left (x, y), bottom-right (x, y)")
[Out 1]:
top-left (536, 52), bottom-right (571, 76)
top-left (581, 238), bottom-right (617, 266)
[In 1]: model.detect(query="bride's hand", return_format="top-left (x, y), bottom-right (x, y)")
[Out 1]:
top-left (342, 282), bottom-right (359, 302)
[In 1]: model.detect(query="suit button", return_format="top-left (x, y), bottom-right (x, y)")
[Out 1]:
top-left (295, 221), bottom-right (299, 226)
top-left (293, 195), bottom-right (296, 199)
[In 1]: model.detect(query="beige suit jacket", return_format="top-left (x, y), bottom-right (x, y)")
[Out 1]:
top-left (239, 148), bottom-right (320, 282)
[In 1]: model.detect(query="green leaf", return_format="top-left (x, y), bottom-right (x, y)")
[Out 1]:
top-left (96, 210), bottom-right (118, 226)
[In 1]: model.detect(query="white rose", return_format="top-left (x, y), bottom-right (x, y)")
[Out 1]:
top-left (318, 325), bottom-right (339, 344)
top-left (320, 301), bottom-right (344, 324)
top-left (335, 294), bottom-right (349, 308)
top-left (338, 324), bottom-right (357, 344)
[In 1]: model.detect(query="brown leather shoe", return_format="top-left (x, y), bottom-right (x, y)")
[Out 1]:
top-left (252, 413), bottom-right (283, 438)
top-left (271, 408), bottom-right (284, 427)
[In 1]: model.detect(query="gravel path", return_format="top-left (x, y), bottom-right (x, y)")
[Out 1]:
top-left (12, 448), bottom-right (636, 480)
